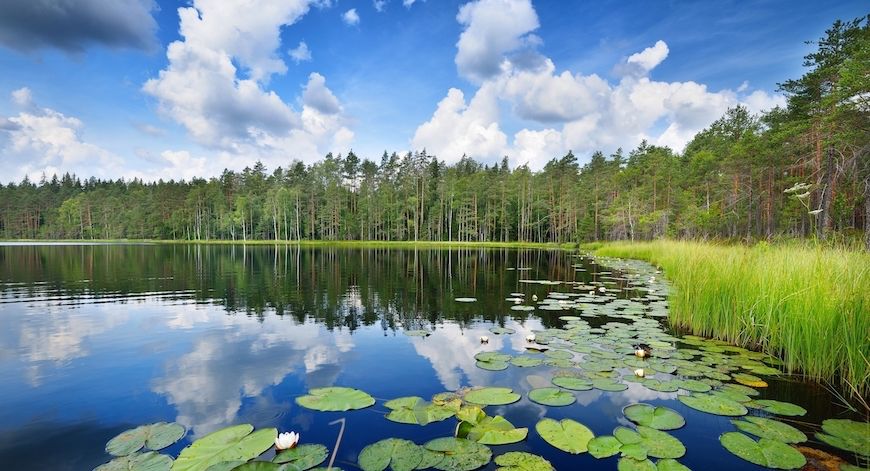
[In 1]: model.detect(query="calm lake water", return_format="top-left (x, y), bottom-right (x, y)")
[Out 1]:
top-left (0, 244), bottom-right (862, 470)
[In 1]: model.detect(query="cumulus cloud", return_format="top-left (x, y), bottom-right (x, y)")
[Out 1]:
top-left (288, 41), bottom-right (312, 63)
top-left (11, 87), bottom-right (32, 107)
top-left (403, 0), bottom-right (418, 7)
top-left (143, 0), bottom-right (353, 172)
top-left (455, 0), bottom-right (539, 82)
top-left (0, 0), bottom-right (158, 53)
top-left (343, 9), bottom-right (360, 26)
top-left (374, 0), bottom-right (388, 11)
top-left (413, 0), bottom-right (784, 167)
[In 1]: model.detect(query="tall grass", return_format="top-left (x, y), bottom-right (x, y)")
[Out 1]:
top-left (593, 240), bottom-right (870, 395)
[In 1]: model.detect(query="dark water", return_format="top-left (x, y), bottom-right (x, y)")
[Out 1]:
top-left (0, 244), bottom-right (861, 470)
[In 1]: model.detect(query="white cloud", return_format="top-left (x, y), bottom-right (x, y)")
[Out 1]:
top-left (413, 1), bottom-right (785, 167)
top-left (288, 41), bottom-right (312, 63)
top-left (143, 0), bottom-right (354, 173)
top-left (403, 0), bottom-right (418, 7)
top-left (455, 0), bottom-right (539, 82)
top-left (11, 87), bottom-right (32, 107)
top-left (342, 8), bottom-right (360, 26)
top-left (374, 0), bottom-right (388, 12)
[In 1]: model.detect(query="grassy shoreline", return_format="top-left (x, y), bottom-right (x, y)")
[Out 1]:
top-left (589, 240), bottom-right (870, 396)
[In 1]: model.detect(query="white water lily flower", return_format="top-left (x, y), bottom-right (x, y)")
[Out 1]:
top-left (480, 336), bottom-right (489, 343)
top-left (531, 294), bottom-right (538, 301)
top-left (598, 286), bottom-right (606, 293)
top-left (634, 368), bottom-right (645, 378)
top-left (634, 348), bottom-right (648, 358)
top-left (526, 334), bottom-right (536, 342)
top-left (275, 431), bottom-right (299, 450)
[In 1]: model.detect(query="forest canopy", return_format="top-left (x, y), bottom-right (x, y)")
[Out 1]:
top-left (1, 16), bottom-right (868, 247)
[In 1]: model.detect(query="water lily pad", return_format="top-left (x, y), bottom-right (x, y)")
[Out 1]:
top-left (617, 426), bottom-right (685, 459)
top-left (458, 416), bottom-right (528, 445)
top-left (732, 373), bottom-right (768, 388)
top-left (551, 376), bottom-right (592, 391)
top-left (464, 387), bottom-right (521, 406)
top-left (815, 419), bottom-right (870, 456)
top-left (678, 393), bottom-right (747, 416)
top-left (674, 379), bottom-right (711, 393)
top-left (543, 350), bottom-right (573, 360)
top-left (106, 422), bottom-right (186, 456)
top-left (592, 378), bottom-right (628, 392)
top-left (272, 444), bottom-right (328, 469)
top-left (730, 417), bottom-right (806, 443)
top-left (511, 305), bottom-right (535, 311)
top-left (620, 443), bottom-right (648, 461)
top-left (535, 418), bottom-right (594, 454)
top-left (623, 404), bottom-right (685, 431)
top-left (719, 432), bottom-right (806, 469)
top-left (173, 424), bottom-right (277, 471)
top-left (617, 457), bottom-right (655, 471)
top-left (384, 397), bottom-right (455, 425)
top-left (528, 388), bottom-right (576, 406)
top-left (95, 452), bottom-right (172, 471)
top-left (510, 356), bottom-right (543, 368)
top-left (745, 400), bottom-right (806, 417)
top-left (404, 330), bottom-right (431, 337)
top-left (229, 463), bottom-right (282, 471)
top-left (296, 387), bottom-right (375, 412)
top-left (358, 438), bottom-right (423, 471)
top-left (424, 437), bottom-right (492, 471)
top-left (656, 459), bottom-right (691, 471)
top-left (642, 379), bottom-right (679, 393)
top-left (493, 452), bottom-right (554, 471)
top-left (588, 436), bottom-right (622, 458)
top-left (475, 352), bottom-right (511, 371)
top-left (455, 298), bottom-right (477, 303)
top-left (490, 327), bottom-right (516, 335)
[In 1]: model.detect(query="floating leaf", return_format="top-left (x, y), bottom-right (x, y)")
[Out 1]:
top-left (272, 444), bottom-right (328, 469)
top-left (404, 330), bottom-right (431, 337)
top-left (617, 457), bottom-right (655, 471)
top-left (384, 397), bottom-right (455, 425)
top-left (95, 452), bottom-right (172, 471)
top-left (106, 422), bottom-right (186, 456)
top-left (230, 463), bottom-right (282, 470)
top-left (510, 356), bottom-right (543, 368)
top-left (490, 327), bottom-right (516, 335)
top-left (173, 424), bottom-right (276, 471)
top-left (296, 387), bottom-right (375, 412)
top-left (678, 393), bottom-right (747, 416)
top-left (619, 443), bottom-right (647, 461)
top-left (628, 426), bottom-right (685, 459)
top-left (623, 404), bottom-right (685, 431)
top-left (474, 352), bottom-right (511, 371)
top-left (543, 350), bottom-right (573, 360)
top-left (358, 438), bottom-right (423, 471)
top-left (424, 437), bottom-right (492, 471)
top-left (551, 376), bottom-right (592, 391)
top-left (464, 388), bottom-right (521, 406)
top-left (815, 419), bottom-right (870, 456)
top-left (493, 452), bottom-right (554, 471)
top-left (456, 406), bottom-right (485, 425)
top-left (528, 388), bottom-right (576, 407)
top-left (455, 298), bottom-right (477, 303)
top-left (642, 379), bottom-right (679, 393)
top-left (588, 436), bottom-right (622, 459)
top-left (458, 416), bottom-right (528, 445)
top-left (719, 432), bottom-right (806, 469)
top-left (746, 400), bottom-right (806, 417)
top-left (592, 378), bottom-right (629, 392)
top-left (674, 379), bottom-right (711, 393)
top-left (730, 417), bottom-right (806, 443)
top-left (535, 418), bottom-right (594, 454)
top-left (732, 373), bottom-right (768, 388)
top-left (656, 459), bottom-right (691, 471)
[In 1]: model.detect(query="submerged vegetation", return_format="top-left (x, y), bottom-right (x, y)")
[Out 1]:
top-left (592, 240), bottom-right (870, 396)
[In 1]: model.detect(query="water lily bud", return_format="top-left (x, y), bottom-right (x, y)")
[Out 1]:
top-left (275, 431), bottom-right (299, 450)
top-left (598, 286), bottom-right (606, 292)
top-left (634, 368), bottom-right (645, 378)
top-left (526, 334), bottom-right (536, 342)
top-left (480, 336), bottom-right (489, 343)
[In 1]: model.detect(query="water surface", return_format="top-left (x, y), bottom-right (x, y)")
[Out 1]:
top-left (0, 244), bottom-right (861, 470)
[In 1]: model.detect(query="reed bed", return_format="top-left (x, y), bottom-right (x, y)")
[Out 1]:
top-left (593, 240), bottom-right (870, 395)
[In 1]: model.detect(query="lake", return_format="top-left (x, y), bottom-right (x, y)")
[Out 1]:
top-left (0, 243), bottom-right (863, 470)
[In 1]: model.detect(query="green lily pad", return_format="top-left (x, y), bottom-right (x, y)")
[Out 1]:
top-left (623, 404), bottom-right (685, 431)
top-left (456, 406), bottom-right (486, 425)
top-left (384, 397), bottom-right (455, 425)
top-left (173, 424), bottom-right (277, 471)
top-left (490, 327), bottom-right (516, 335)
top-left (678, 393), bottom-right (747, 416)
top-left (455, 298), bottom-right (477, 303)
top-left (551, 376), bottom-right (592, 391)
top-left (358, 438), bottom-right (424, 471)
top-left (510, 356), bottom-right (543, 368)
top-left (95, 452), bottom-right (172, 471)
top-left (720, 383), bottom-right (760, 397)
top-left (464, 388), bottom-right (521, 406)
top-left (458, 416), bottom-right (528, 445)
top-left (272, 444), bottom-right (328, 469)
top-left (230, 463), bottom-right (282, 470)
top-left (544, 350), bottom-right (573, 360)
top-left (535, 418), bottom-right (594, 454)
top-left (474, 352), bottom-right (511, 371)
top-left (642, 379), bottom-right (679, 393)
top-left (732, 373), bottom-right (768, 388)
top-left (404, 330), bottom-right (431, 337)
top-left (493, 452), bottom-right (554, 471)
top-left (815, 419), bottom-right (870, 456)
top-left (592, 378), bottom-right (628, 392)
top-left (106, 422), bottom-right (186, 456)
top-left (656, 459), bottom-right (691, 471)
top-left (745, 400), bottom-right (806, 417)
top-left (719, 432), bottom-right (806, 469)
top-left (617, 457), bottom-right (656, 471)
top-left (617, 426), bottom-right (685, 459)
top-left (674, 379), bottom-right (711, 393)
top-left (730, 417), bottom-right (806, 443)
top-left (528, 388), bottom-right (576, 407)
top-left (423, 437), bottom-right (492, 471)
top-left (296, 387), bottom-right (375, 411)
top-left (588, 436), bottom-right (622, 459)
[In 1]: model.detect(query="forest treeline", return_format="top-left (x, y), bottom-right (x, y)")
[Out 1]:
top-left (1, 17), bottom-right (868, 247)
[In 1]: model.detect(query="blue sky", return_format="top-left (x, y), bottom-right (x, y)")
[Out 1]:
top-left (0, 0), bottom-right (866, 182)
